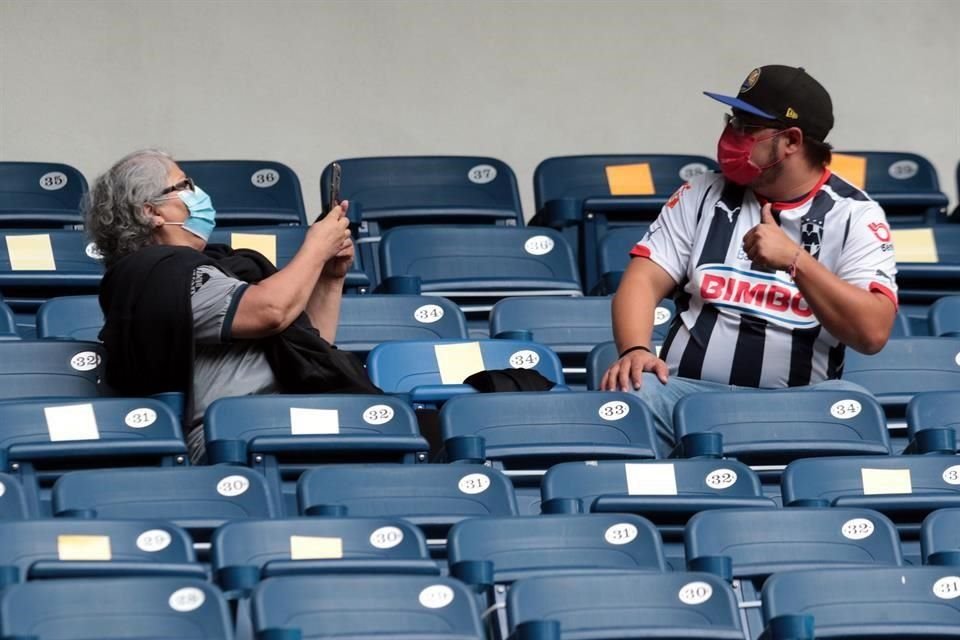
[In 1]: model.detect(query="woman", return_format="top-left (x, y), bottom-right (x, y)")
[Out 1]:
top-left (86, 149), bottom-right (378, 461)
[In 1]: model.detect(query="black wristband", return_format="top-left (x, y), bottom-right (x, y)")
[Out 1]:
top-left (619, 345), bottom-right (652, 359)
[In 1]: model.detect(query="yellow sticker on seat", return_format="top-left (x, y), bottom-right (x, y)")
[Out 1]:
top-left (891, 228), bottom-right (938, 263)
top-left (434, 342), bottom-right (486, 385)
top-left (289, 535), bottom-right (343, 560)
top-left (861, 468), bottom-right (912, 495)
top-left (6, 234), bottom-right (56, 271)
top-left (231, 233), bottom-right (277, 266)
top-left (57, 534), bottom-right (112, 560)
top-left (605, 163), bottom-right (655, 196)
top-left (829, 154), bottom-right (867, 190)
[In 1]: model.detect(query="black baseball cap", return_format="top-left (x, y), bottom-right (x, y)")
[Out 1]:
top-left (704, 65), bottom-right (834, 141)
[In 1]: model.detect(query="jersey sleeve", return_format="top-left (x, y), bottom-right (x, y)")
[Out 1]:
top-left (191, 266), bottom-right (249, 344)
top-left (628, 178), bottom-right (702, 284)
top-left (834, 202), bottom-right (899, 309)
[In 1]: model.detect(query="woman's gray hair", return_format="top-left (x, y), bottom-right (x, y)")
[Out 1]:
top-left (84, 149), bottom-right (175, 266)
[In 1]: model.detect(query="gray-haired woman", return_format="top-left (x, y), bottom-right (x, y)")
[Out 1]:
top-left (87, 149), bottom-right (378, 462)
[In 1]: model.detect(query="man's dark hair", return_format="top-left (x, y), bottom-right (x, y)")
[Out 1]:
top-left (803, 136), bottom-right (833, 167)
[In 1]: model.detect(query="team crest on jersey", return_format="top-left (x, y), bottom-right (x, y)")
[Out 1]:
top-left (740, 68), bottom-right (761, 94)
top-left (696, 264), bottom-right (819, 329)
top-left (800, 217), bottom-right (824, 259)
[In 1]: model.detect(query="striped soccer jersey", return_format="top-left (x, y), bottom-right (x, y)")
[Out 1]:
top-left (631, 170), bottom-right (898, 388)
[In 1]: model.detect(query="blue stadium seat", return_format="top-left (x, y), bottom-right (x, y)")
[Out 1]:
top-left (929, 296), bottom-right (960, 337)
top-left (906, 391), bottom-right (960, 454)
top-left (894, 227), bottom-right (960, 306)
top-left (323, 156), bottom-right (523, 285)
top-left (441, 392), bottom-right (657, 512)
top-left (53, 466), bottom-right (283, 539)
top-left (208, 224), bottom-right (370, 293)
top-left (0, 299), bottom-right (18, 339)
top-left (530, 154), bottom-right (718, 290)
top-left (507, 571), bottom-right (743, 640)
top-left (0, 577), bottom-right (233, 640)
top-left (0, 161), bottom-right (87, 228)
top-left (759, 566), bottom-right (960, 639)
top-left (489, 296), bottom-right (675, 386)
top-left (253, 574), bottom-right (485, 640)
top-left (0, 519), bottom-right (202, 584)
top-left (596, 226), bottom-right (645, 295)
top-left (585, 340), bottom-right (666, 390)
top-left (673, 389), bottom-right (890, 467)
top-left (379, 225), bottom-right (581, 334)
top-left (0, 397), bottom-right (187, 514)
top-left (297, 465), bottom-right (518, 553)
top-left (450, 513), bottom-right (666, 639)
top-left (179, 160), bottom-right (307, 226)
top-left (842, 338), bottom-right (960, 417)
top-left (686, 508), bottom-right (903, 638)
top-left (921, 508), bottom-right (960, 565)
top-left (212, 518), bottom-right (437, 596)
top-left (337, 295), bottom-right (468, 358)
top-left (0, 473), bottom-right (32, 520)
top-left (0, 340), bottom-right (106, 399)
top-left (830, 151), bottom-right (949, 225)
top-left (782, 455), bottom-right (960, 563)
top-left (204, 394), bottom-right (428, 513)
top-left (366, 339), bottom-right (565, 404)
top-left (36, 295), bottom-right (103, 340)
top-left (541, 459), bottom-right (775, 566)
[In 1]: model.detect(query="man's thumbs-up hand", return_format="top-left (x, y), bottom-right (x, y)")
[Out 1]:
top-left (743, 203), bottom-right (802, 270)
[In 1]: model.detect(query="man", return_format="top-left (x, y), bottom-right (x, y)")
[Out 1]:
top-left (600, 65), bottom-right (898, 453)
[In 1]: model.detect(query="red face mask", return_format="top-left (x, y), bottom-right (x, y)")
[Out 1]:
top-left (717, 125), bottom-right (785, 185)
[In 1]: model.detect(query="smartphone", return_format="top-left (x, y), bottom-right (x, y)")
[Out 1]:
top-left (326, 162), bottom-right (342, 217)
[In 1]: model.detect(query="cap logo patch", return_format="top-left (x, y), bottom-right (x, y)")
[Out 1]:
top-left (740, 68), bottom-right (761, 94)
top-left (785, 107), bottom-right (799, 119)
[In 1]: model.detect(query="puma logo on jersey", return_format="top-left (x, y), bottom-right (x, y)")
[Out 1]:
top-left (715, 201), bottom-right (741, 223)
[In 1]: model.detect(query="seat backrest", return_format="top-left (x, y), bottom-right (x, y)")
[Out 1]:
top-left (203, 393), bottom-right (427, 465)
top-left (379, 225), bottom-right (580, 290)
top-left (686, 507), bottom-right (902, 579)
top-left (674, 389), bottom-right (890, 464)
top-left (53, 466), bottom-right (281, 532)
top-left (829, 151), bottom-right (948, 224)
top-left (534, 154), bottom-right (718, 216)
top-left (0, 519), bottom-right (197, 583)
top-left (0, 340), bottom-right (106, 399)
top-left (179, 160), bottom-right (306, 225)
top-left (0, 577), bottom-right (233, 639)
top-left (490, 296), bottom-right (614, 348)
top-left (0, 299), bottom-right (17, 339)
top-left (907, 390), bottom-right (960, 443)
top-left (586, 341), bottom-right (619, 390)
top-left (761, 567), bottom-right (960, 638)
top-left (781, 455), bottom-right (960, 523)
top-left (323, 156), bottom-right (523, 228)
top-left (921, 508), bottom-right (960, 563)
top-left (297, 465), bottom-right (518, 529)
top-left (211, 518), bottom-right (433, 591)
top-left (0, 229), bottom-right (104, 279)
top-left (842, 338), bottom-right (960, 410)
top-left (36, 295), bottom-right (103, 340)
top-left (253, 574), bottom-right (484, 639)
top-left (507, 571), bottom-right (742, 639)
top-left (0, 397), bottom-right (185, 469)
top-left (440, 391), bottom-right (658, 465)
top-left (929, 296), bottom-right (960, 337)
top-left (366, 339), bottom-right (565, 392)
top-left (0, 473), bottom-right (32, 520)
top-left (448, 513), bottom-right (666, 583)
top-left (0, 161), bottom-right (87, 227)
top-left (336, 295), bottom-right (468, 354)
top-left (541, 459), bottom-right (773, 521)
top-left (598, 225), bottom-right (645, 280)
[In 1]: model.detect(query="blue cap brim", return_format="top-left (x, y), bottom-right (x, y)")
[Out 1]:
top-left (703, 91), bottom-right (777, 120)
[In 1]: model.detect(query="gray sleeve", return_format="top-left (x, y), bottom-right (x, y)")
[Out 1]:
top-left (190, 266), bottom-right (249, 344)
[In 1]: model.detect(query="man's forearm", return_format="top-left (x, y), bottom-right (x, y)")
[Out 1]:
top-left (306, 276), bottom-right (345, 343)
top-left (793, 251), bottom-right (894, 354)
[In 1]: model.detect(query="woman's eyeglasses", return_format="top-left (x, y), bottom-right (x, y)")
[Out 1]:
top-left (155, 177), bottom-right (195, 198)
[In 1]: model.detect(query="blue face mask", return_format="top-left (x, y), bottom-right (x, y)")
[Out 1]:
top-left (171, 186), bottom-right (217, 242)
